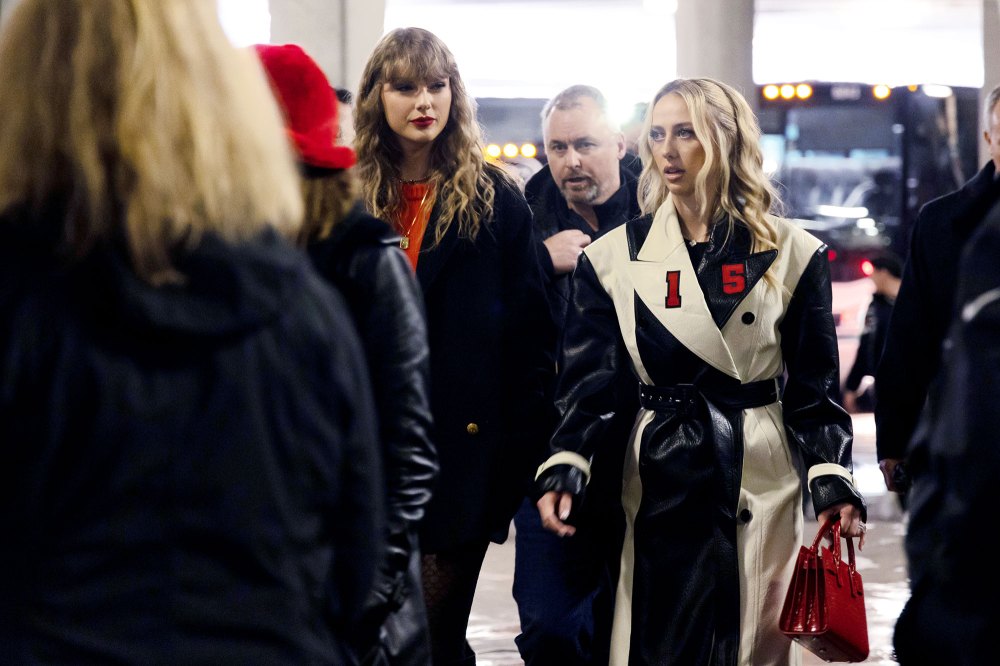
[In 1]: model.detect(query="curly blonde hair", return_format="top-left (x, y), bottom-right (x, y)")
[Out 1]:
top-left (298, 168), bottom-right (357, 245)
top-left (0, 0), bottom-right (302, 284)
top-left (354, 27), bottom-right (508, 245)
top-left (638, 78), bottom-right (781, 254)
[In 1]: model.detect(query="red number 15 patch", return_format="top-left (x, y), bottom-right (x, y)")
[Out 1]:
top-left (722, 263), bottom-right (746, 294)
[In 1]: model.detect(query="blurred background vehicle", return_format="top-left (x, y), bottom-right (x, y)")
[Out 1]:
top-left (757, 81), bottom-right (980, 281)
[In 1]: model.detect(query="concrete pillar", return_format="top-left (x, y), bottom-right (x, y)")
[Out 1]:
top-left (269, 0), bottom-right (386, 93)
top-left (675, 0), bottom-right (756, 110)
top-left (0, 0), bottom-right (13, 24)
top-left (983, 0), bottom-right (1000, 164)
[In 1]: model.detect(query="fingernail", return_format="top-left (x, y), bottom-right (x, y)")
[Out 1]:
top-left (560, 509), bottom-right (569, 520)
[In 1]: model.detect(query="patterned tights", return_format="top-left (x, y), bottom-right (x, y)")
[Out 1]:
top-left (420, 540), bottom-right (490, 666)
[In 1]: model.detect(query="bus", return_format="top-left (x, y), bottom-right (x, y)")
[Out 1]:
top-left (757, 81), bottom-right (980, 280)
top-left (475, 82), bottom-right (982, 280)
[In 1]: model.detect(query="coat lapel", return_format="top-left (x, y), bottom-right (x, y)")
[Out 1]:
top-left (627, 197), bottom-right (740, 379)
top-left (415, 205), bottom-right (461, 292)
top-left (695, 222), bottom-right (777, 329)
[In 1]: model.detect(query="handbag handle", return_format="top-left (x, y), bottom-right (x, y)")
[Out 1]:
top-left (810, 517), bottom-right (857, 568)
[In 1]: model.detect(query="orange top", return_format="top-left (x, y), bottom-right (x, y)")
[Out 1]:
top-left (394, 181), bottom-right (435, 270)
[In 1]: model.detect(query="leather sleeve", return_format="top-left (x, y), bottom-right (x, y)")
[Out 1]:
top-left (536, 253), bottom-right (631, 500)
top-left (350, 243), bottom-right (437, 575)
top-left (779, 248), bottom-right (867, 520)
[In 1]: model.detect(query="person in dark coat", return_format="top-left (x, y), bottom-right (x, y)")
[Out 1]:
top-left (513, 84), bottom-right (640, 666)
top-left (354, 27), bottom-right (556, 666)
top-left (0, 2), bottom-right (382, 663)
top-left (891, 196), bottom-right (1000, 666)
top-left (255, 43), bottom-right (439, 666)
top-left (842, 252), bottom-right (902, 413)
top-left (874, 84), bottom-right (1000, 494)
top-left (535, 78), bottom-right (866, 666)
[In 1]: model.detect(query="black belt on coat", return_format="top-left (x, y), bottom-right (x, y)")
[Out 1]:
top-left (638, 377), bottom-right (780, 413)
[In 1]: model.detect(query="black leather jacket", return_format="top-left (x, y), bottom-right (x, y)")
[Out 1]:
top-left (308, 205), bottom-right (438, 612)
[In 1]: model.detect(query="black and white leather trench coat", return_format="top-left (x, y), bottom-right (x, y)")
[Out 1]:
top-left (536, 196), bottom-right (866, 666)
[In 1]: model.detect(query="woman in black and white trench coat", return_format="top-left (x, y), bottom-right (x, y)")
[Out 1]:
top-left (535, 78), bottom-right (868, 666)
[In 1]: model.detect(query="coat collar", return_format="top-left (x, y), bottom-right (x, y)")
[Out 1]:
top-left (629, 197), bottom-right (740, 378)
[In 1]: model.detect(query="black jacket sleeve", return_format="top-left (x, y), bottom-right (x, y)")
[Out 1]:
top-left (874, 214), bottom-right (941, 461)
top-left (535, 254), bottom-right (631, 501)
top-left (352, 242), bottom-right (437, 603)
top-left (779, 248), bottom-right (867, 520)
top-left (309, 210), bottom-right (437, 616)
top-left (498, 179), bottom-right (558, 497)
top-left (844, 299), bottom-right (878, 392)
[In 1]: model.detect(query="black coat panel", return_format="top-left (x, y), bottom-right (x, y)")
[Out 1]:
top-left (0, 219), bottom-right (382, 664)
top-left (893, 197), bottom-right (1000, 665)
top-left (875, 161), bottom-right (1000, 461)
top-left (415, 167), bottom-right (557, 553)
top-left (307, 205), bottom-right (437, 663)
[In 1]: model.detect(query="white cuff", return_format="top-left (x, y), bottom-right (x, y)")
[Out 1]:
top-left (807, 462), bottom-right (856, 488)
top-left (535, 451), bottom-right (591, 484)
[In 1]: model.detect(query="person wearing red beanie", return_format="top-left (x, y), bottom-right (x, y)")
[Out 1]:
top-left (256, 42), bottom-right (439, 666)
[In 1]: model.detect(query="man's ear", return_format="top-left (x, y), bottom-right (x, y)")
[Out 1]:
top-left (615, 132), bottom-right (626, 160)
top-left (985, 130), bottom-right (992, 147)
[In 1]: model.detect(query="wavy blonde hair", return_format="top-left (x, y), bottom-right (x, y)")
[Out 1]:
top-left (638, 78), bottom-right (781, 253)
top-left (0, 0), bottom-right (302, 284)
top-left (299, 168), bottom-right (357, 245)
top-left (354, 27), bottom-right (507, 245)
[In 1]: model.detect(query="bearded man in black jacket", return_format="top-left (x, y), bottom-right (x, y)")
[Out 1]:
top-left (513, 85), bottom-right (640, 666)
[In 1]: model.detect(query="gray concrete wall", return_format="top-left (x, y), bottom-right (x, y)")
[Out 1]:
top-left (675, 0), bottom-right (756, 110)
top-left (269, 0), bottom-right (386, 94)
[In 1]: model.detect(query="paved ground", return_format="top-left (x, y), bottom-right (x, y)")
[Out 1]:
top-left (467, 413), bottom-right (910, 665)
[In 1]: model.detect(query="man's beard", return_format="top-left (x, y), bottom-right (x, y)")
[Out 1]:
top-left (561, 177), bottom-right (599, 205)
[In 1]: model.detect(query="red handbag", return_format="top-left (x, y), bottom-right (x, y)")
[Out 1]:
top-left (779, 518), bottom-right (869, 662)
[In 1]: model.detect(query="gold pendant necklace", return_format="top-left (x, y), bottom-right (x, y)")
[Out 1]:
top-left (400, 185), bottom-right (431, 250)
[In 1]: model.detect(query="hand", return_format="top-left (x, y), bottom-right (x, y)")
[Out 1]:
top-left (842, 389), bottom-right (858, 413)
top-left (818, 502), bottom-right (866, 550)
top-left (537, 491), bottom-right (576, 537)
top-left (879, 457), bottom-right (904, 492)
top-left (544, 230), bottom-right (591, 275)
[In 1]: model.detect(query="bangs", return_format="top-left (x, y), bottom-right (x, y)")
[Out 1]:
top-left (381, 45), bottom-right (450, 85)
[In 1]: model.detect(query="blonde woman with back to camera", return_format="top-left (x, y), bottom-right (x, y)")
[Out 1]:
top-left (354, 27), bottom-right (556, 666)
top-left (534, 78), bottom-right (868, 665)
top-left (0, 1), bottom-right (383, 663)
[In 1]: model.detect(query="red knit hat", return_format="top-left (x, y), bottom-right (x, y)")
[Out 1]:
top-left (254, 43), bottom-right (356, 170)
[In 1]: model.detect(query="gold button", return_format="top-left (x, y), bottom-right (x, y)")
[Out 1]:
top-left (466, 423), bottom-right (479, 435)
